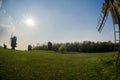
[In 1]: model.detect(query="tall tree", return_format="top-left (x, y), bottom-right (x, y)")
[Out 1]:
top-left (3, 43), bottom-right (7, 48)
top-left (28, 45), bottom-right (32, 51)
top-left (48, 42), bottom-right (52, 50)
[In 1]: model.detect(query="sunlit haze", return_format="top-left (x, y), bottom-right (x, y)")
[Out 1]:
top-left (26, 18), bottom-right (35, 26)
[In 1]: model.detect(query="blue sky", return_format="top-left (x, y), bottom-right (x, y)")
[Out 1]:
top-left (0, 0), bottom-right (114, 50)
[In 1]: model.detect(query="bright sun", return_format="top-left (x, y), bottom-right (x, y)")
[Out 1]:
top-left (25, 18), bottom-right (35, 26)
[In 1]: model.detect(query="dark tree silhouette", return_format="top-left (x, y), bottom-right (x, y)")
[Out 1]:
top-left (11, 36), bottom-right (17, 50)
top-left (48, 42), bottom-right (52, 50)
top-left (28, 45), bottom-right (32, 51)
top-left (33, 41), bottom-right (114, 53)
top-left (3, 44), bottom-right (7, 48)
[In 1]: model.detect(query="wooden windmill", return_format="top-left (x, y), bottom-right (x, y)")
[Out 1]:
top-left (97, 0), bottom-right (120, 65)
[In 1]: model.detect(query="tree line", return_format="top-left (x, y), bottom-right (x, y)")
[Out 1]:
top-left (33, 41), bottom-right (116, 53)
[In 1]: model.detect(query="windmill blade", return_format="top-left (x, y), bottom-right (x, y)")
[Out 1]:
top-left (97, 2), bottom-right (110, 32)
top-left (97, 12), bottom-right (108, 32)
top-left (9, 32), bottom-right (13, 45)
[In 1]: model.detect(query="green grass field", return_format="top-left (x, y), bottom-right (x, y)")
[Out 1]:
top-left (0, 48), bottom-right (119, 80)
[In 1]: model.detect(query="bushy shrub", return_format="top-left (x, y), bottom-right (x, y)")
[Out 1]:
top-left (59, 45), bottom-right (66, 53)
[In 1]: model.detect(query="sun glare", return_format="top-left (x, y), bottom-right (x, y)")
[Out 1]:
top-left (26, 18), bottom-right (35, 26)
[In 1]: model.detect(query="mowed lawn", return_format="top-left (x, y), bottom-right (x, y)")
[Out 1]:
top-left (0, 48), bottom-right (119, 80)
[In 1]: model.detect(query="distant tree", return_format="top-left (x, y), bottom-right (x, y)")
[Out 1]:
top-left (28, 45), bottom-right (32, 51)
top-left (3, 43), bottom-right (7, 48)
top-left (48, 42), bottom-right (52, 50)
top-left (59, 45), bottom-right (66, 53)
top-left (52, 43), bottom-right (61, 51)
top-left (107, 40), bottom-right (114, 52)
top-left (33, 44), bottom-right (48, 50)
top-left (11, 36), bottom-right (17, 50)
top-left (65, 43), bottom-right (71, 51)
